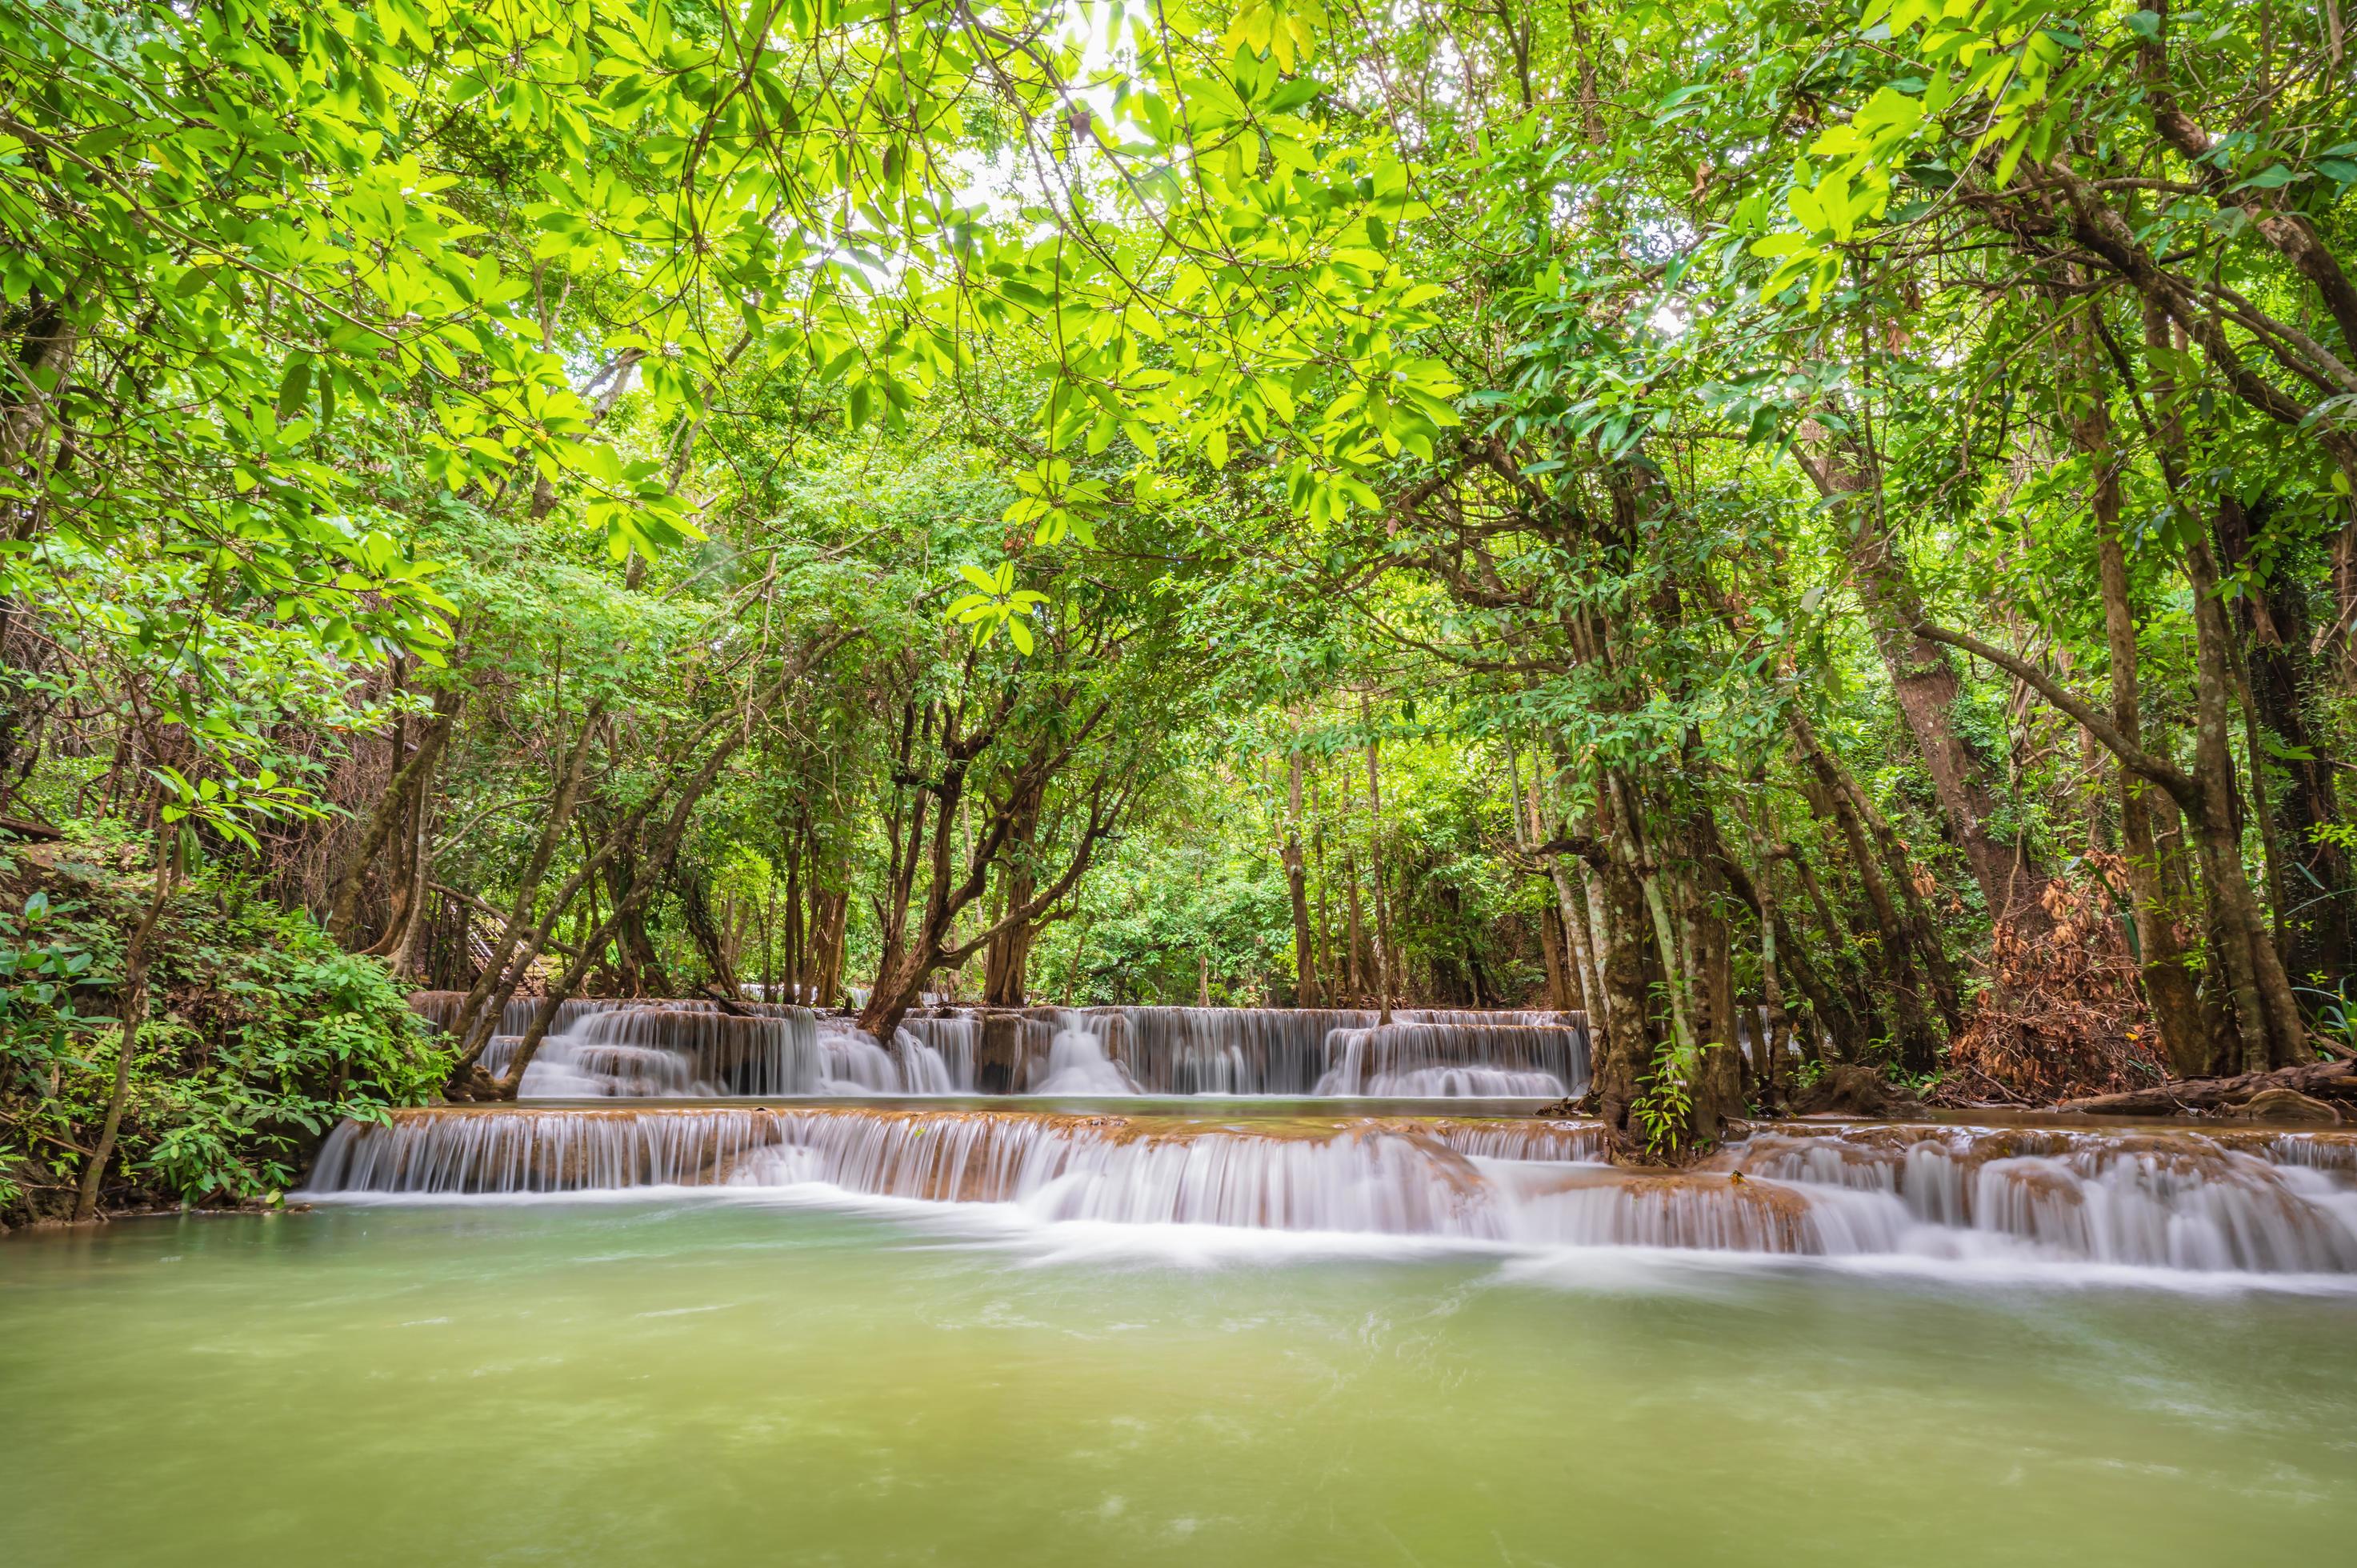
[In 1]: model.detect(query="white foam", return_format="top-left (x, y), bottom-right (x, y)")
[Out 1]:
top-left (304, 1109), bottom-right (2357, 1288)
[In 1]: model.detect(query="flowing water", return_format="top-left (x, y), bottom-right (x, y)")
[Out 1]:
top-left (413, 996), bottom-right (1592, 1100)
top-left (5, 1167), bottom-right (2355, 1566)
top-left (298, 1105), bottom-right (2357, 1270)
top-left (14, 1089), bottom-right (2357, 1564)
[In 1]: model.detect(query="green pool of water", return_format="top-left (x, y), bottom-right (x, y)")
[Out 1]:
top-left (5, 1197), bottom-right (2355, 1566)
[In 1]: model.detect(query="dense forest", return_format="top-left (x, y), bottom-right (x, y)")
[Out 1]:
top-left (4, 0), bottom-right (2355, 1221)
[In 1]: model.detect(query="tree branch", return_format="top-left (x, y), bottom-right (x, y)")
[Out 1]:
top-left (1911, 619), bottom-right (2199, 808)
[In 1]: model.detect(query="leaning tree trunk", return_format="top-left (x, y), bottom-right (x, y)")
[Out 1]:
top-left (74, 833), bottom-right (176, 1222)
top-left (1789, 723), bottom-right (1943, 1071)
top-left (677, 863), bottom-right (742, 999)
top-left (327, 687), bottom-right (460, 947)
top-left (1807, 430), bottom-right (2054, 938)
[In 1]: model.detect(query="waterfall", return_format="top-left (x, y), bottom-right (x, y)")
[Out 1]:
top-left (1033, 1029), bottom-right (1140, 1095)
top-left (809, 1018), bottom-right (969, 1094)
top-left (1313, 1023), bottom-right (1589, 1097)
top-left (1014, 1006), bottom-right (1589, 1095)
top-left (304, 1107), bottom-right (2357, 1275)
top-left (895, 1014), bottom-right (978, 1090)
top-left (409, 993), bottom-right (820, 1098)
top-left (412, 994), bottom-right (1591, 1100)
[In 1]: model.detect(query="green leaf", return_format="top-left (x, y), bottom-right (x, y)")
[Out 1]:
top-left (276, 359), bottom-right (313, 422)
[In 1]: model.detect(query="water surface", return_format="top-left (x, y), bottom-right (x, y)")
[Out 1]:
top-left (6, 1198), bottom-right (2355, 1566)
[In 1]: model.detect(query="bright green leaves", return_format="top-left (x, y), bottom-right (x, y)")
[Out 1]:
top-left (1223, 0), bottom-right (1328, 72)
top-left (1285, 459), bottom-right (1383, 529)
top-left (946, 562), bottom-right (1050, 654)
top-left (1318, 355), bottom-right (1463, 464)
top-left (1750, 0), bottom-right (2099, 306)
top-left (1004, 459), bottom-right (1110, 549)
top-left (150, 766), bottom-right (324, 854)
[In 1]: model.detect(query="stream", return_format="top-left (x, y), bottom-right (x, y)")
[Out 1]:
top-left (6, 1109), bottom-right (2357, 1566)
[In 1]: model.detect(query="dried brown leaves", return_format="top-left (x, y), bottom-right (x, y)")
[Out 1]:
top-left (1939, 855), bottom-right (2171, 1106)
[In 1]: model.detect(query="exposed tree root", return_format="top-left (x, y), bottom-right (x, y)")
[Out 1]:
top-left (2062, 1060), bottom-right (2355, 1121)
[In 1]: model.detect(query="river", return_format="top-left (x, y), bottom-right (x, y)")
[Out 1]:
top-left (6, 1170), bottom-right (2355, 1566)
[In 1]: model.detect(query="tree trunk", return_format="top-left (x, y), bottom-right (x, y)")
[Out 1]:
top-left (2215, 494), bottom-right (2355, 985)
top-left (976, 1010), bottom-right (1025, 1092)
top-left (1743, 789), bottom-right (1791, 1107)
top-left (1821, 747), bottom-right (1964, 1032)
top-left (1283, 750), bottom-right (1317, 1005)
top-left (1538, 901), bottom-right (1571, 1012)
top-left (2075, 359), bottom-right (2213, 1074)
top-left (1363, 714), bottom-right (1395, 1022)
top-left (2184, 535), bottom-right (2307, 1072)
top-left (327, 688), bottom-right (461, 946)
top-left (807, 887), bottom-right (848, 1009)
top-left (1516, 754), bottom-right (1591, 1018)
top-left (1803, 429), bottom-right (2053, 936)
top-left (1343, 848), bottom-right (1367, 1001)
top-left (782, 833), bottom-right (802, 1002)
top-left (982, 786), bottom-right (1042, 1007)
top-left (1789, 718), bottom-right (1943, 1070)
top-left (1778, 849), bottom-right (1871, 1061)
top-left (1585, 778), bottom-right (1659, 1133)
top-left (74, 838), bottom-right (175, 1222)
top-left (442, 705), bottom-right (606, 1066)
top-left (678, 863), bottom-right (742, 998)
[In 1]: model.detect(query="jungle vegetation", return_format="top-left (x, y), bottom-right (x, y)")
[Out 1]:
top-left (4, 0), bottom-right (2355, 1216)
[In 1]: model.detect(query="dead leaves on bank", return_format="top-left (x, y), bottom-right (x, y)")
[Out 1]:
top-left (1939, 857), bottom-right (2171, 1106)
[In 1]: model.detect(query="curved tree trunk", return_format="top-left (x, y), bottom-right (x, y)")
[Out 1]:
top-left (1803, 430), bottom-right (2054, 938)
top-left (327, 688), bottom-right (461, 947)
top-left (74, 834), bottom-right (175, 1222)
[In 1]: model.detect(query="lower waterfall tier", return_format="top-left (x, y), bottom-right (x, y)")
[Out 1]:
top-left (304, 1107), bottom-right (2357, 1277)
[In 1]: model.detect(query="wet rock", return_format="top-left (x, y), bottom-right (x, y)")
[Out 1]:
top-left (2234, 1087), bottom-right (2343, 1124)
top-left (1788, 1066), bottom-right (1925, 1119)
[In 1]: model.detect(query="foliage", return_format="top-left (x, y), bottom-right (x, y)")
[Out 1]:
top-left (7, 0), bottom-right (2357, 1187)
top-left (1632, 1041), bottom-right (1702, 1158)
top-left (0, 846), bottom-right (445, 1223)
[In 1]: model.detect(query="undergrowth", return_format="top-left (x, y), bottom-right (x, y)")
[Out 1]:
top-left (2, 828), bottom-right (449, 1226)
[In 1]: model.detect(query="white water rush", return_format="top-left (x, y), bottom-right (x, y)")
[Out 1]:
top-left (410, 996), bottom-right (1593, 1099)
top-left (304, 1106), bottom-right (2357, 1278)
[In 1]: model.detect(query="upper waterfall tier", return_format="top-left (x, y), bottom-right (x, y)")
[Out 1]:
top-left (896, 1005), bottom-right (1591, 1096)
top-left (408, 995), bottom-right (1591, 1100)
top-left (411, 994), bottom-right (822, 1097)
top-left (303, 1106), bottom-right (2357, 1278)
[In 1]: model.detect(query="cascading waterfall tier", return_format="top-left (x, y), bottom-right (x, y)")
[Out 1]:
top-left (899, 1005), bottom-right (1591, 1096)
top-left (303, 1106), bottom-right (2357, 1275)
top-left (409, 993), bottom-right (820, 1098)
top-left (412, 994), bottom-right (1590, 1100)
top-left (1314, 1023), bottom-right (1587, 1097)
